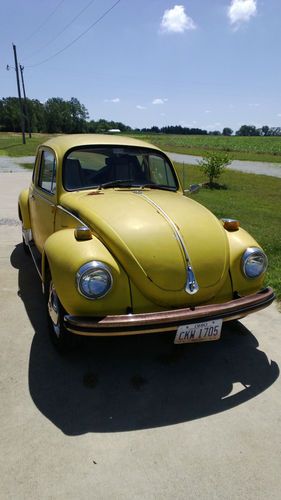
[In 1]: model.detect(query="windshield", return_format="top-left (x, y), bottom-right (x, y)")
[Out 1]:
top-left (63, 146), bottom-right (178, 191)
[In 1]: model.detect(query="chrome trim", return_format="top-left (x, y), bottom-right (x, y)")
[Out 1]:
top-left (241, 247), bottom-right (268, 279)
top-left (28, 245), bottom-right (43, 280)
top-left (22, 227), bottom-right (33, 244)
top-left (76, 261), bottom-right (113, 300)
top-left (221, 218), bottom-right (239, 224)
top-left (134, 193), bottom-right (199, 295)
top-left (30, 189), bottom-right (55, 206)
top-left (57, 204), bottom-right (86, 226)
top-left (187, 265), bottom-right (199, 295)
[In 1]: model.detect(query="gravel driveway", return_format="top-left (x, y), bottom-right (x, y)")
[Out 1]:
top-left (165, 152), bottom-right (281, 178)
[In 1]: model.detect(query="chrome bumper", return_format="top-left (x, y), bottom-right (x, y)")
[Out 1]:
top-left (64, 287), bottom-right (275, 336)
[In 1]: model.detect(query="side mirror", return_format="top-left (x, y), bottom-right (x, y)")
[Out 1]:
top-left (184, 184), bottom-right (201, 195)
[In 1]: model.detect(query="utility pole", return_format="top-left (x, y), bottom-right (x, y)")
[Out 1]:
top-left (12, 43), bottom-right (26, 144)
top-left (19, 65), bottom-right (32, 138)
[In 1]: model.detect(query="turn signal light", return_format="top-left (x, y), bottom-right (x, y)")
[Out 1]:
top-left (221, 218), bottom-right (240, 231)
top-left (74, 226), bottom-right (92, 241)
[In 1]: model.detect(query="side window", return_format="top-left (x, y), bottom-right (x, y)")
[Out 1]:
top-left (148, 155), bottom-right (176, 187)
top-left (38, 150), bottom-right (56, 193)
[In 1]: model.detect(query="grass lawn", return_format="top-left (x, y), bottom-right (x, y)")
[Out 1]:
top-left (0, 133), bottom-right (52, 157)
top-left (175, 163), bottom-right (281, 301)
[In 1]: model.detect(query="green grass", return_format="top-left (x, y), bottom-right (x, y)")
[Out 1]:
top-left (0, 133), bottom-right (52, 157)
top-left (128, 133), bottom-right (281, 163)
top-left (174, 163), bottom-right (281, 301)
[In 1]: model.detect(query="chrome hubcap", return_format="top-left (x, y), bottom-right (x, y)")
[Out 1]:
top-left (48, 282), bottom-right (60, 337)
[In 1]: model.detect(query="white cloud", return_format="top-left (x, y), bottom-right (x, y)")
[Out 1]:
top-left (152, 98), bottom-right (168, 105)
top-left (248, 102), bottom-right (260, 107)
top-left (161, 5), bottom-right (196, 34)
top-left (205, 110), bottom-right (211, 113)
top-left (136, 105), bottom-right (146, 110)
top-left (104, 98), bottom-right (120, 103)
top-left (228, 0), bottom-right (257, 27)
top-left (277, 113), bottom-right (281, 117)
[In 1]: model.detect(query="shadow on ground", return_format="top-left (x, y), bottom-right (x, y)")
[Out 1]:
top-left (11, 244), bottom-right (279, 435)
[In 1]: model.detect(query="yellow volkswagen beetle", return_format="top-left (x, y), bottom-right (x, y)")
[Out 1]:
top-left (18, 134), bottom-right (274, 352)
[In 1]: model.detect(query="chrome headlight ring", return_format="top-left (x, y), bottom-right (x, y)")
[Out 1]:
top-left (241, 247), bottom-right (268, 279)
top-left (76, 261), bottom-right (113, 300)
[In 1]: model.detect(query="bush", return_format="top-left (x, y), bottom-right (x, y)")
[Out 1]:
top-left (198, 152), bottom-right (230, 188)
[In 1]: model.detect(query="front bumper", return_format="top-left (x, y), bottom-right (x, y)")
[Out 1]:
top-left (64, 287), bottom-right (275, 336)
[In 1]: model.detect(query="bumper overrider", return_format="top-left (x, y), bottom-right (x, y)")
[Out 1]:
top-left (64, 287), bottom-right (275, 336)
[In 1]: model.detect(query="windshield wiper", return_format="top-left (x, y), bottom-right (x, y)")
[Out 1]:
top-left (98, 179), bottom-right (137, 189)
top-left (97, 180), bottom-right (177, 191)
top-left (139, 183), bottom-right (177, 192)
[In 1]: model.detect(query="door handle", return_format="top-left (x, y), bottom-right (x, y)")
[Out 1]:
top-left (30, 194), bottom-right (35, 201)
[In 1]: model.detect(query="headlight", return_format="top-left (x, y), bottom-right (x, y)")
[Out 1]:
top-left (241, 248), bottom-right (268, 279)
top-left (76, 261), bottom-right (113, 299)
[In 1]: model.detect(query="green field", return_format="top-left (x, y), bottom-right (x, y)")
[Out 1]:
top-left (129, 133), bottom-right (281, 163)
top-left (1, 132), bottom-right (281, 162)
top-left (175, 163), bottom-right (281, 302)
top-left (0, 133), bottom-right (52, 157)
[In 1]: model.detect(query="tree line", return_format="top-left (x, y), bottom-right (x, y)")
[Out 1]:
top-left (1, 97), bottom-right (281, 136)
top-left (0, 97), bottom-right (132, 134)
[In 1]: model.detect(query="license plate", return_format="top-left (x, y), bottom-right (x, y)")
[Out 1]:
top-left (174, 319), bottom-right (223, 344)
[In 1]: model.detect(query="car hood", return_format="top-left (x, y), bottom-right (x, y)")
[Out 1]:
top-left (60, 189), bottom-right (230, 305)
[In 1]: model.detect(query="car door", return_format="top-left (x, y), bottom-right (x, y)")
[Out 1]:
top-left (29, 148), bottom-right (57, 253)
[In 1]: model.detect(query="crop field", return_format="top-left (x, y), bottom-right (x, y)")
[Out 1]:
top-left (129, 133), bottom-right (281, 163)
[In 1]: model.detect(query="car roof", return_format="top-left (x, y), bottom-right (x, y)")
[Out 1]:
top-left (41, 134), bottom-right (162, 156)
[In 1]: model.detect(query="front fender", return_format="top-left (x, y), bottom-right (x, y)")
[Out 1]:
top-left (42, 229), bottom-right (131, 316)
top-left (18, 189), bottom-right (31, 228)
top-left (226, 227), bottom-right (266, 295)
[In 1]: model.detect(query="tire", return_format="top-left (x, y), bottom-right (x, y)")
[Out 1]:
top-left (45, 271), bottom-right (82, 354)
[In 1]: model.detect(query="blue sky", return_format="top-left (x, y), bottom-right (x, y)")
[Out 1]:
top-left (1, 0), bottom-right (281, 131)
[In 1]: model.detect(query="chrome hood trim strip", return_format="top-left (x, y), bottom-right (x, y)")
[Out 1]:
top-left (134, 192), bottom-right (199, 295)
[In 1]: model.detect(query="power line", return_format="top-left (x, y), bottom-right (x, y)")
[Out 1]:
top-left (24, 0), bottom-right (122, 69)
top-left (22, 0), bottom-right (65, 46)
top-left (23, 0), bottom-right (97, 62)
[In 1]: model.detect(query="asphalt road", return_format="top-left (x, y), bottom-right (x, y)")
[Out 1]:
top-left (1, 171), bottom-right (281, 500)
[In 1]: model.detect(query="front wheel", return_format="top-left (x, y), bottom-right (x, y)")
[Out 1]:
top-left (45, 271), bottom-right (82, 354)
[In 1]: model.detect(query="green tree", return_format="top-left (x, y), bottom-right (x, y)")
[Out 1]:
top-left (222, 127), bottom-right (233, 136)
top-left (236, 125), bottom-right (260, 136)
top-left (0, 97), bottom-right (22, 131)
top-left (198, 152), bottom-right (230, 188)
